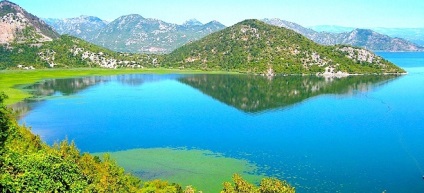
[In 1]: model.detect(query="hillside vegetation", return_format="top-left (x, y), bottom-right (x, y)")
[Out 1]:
top-left (164, 20), bottom-right (405, 75)
top-left (0, 35), bottom-right (161, 70)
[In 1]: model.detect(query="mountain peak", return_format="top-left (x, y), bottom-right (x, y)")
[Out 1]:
top-left (0, 0), bottom-right (15, 5)
top-left (204, 20), bottom-right (225, 27)
top-left (117, 14), bottom-right (145, 21)
top-left (79, 15), bottom-right (98, 20)
top-left (183, 18), bottom-right (203, 26)
top-left (353, 28), bottom-right (374, 33)
top-left (0, 0), bottom-right (59, 44)
top-left (209, 20), bottom-right (221, 24)
top-left (262, 18), bottom-right (292, 25)
top-left (0, 0), bottom-right (19, 16)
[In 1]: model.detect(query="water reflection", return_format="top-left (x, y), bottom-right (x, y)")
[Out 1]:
top-left (13, 74), bottom-right (400, 115)
top-left (116, 74), bottom-right (182, 86)
top-left (24, 76), bottom-right (110, 98)
top-left (179, 74), bottom-right (400, 113)
top-left (12, 77), bottom-right (109, 115)
top-left (12, 74), bottom-right (183, 114)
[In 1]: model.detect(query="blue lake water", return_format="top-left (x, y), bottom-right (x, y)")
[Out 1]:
top-left (18, 52), bottom-right (424, 192)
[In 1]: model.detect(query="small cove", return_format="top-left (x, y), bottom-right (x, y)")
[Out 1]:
top-left (17, 52), bottom-right (424, 192)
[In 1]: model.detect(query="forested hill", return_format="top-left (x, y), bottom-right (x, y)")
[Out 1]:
top-left (0, 35), bottom-right (161, 70)
top-left (163, 19), bottom-right (405, 75)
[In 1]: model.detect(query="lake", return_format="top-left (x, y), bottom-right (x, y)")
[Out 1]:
top-left (18, 52), bottom-right (424, 192)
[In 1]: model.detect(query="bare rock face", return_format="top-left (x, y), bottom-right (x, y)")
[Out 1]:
top-left (0, 0), bottom-right (59, 44)
top-left (0, 13), bottom-right (19, 43)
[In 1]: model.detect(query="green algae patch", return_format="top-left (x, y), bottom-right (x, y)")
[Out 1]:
top-left (93, 148), bottom-right (263, 193)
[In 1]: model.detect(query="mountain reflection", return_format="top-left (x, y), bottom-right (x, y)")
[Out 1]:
top-left (12, 76), bottom-right (110, 115)
top-left (21, 74), bottom-right (184, 99)
top-left (12, 74), bottom-right (400, 115)
top-left (12, 74), bottom-right (183, 114)
top-left (116, 74), bottom-right (182, 86)
top-left (179, 74), bottom-right (400, 113)
top-left (24, 76), bottom-right (110, 97)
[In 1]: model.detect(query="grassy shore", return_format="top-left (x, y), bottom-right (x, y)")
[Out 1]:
top-left (0, 68), bottom-right (236, 105)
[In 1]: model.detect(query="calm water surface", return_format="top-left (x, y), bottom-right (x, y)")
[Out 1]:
top-left (19, 52), bottom-right (424, 192)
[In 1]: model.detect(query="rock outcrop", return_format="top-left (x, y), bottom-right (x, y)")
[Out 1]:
top-left (0, 0), bottom-right (59, 44)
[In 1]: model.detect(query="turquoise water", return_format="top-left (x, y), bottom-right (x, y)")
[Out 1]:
top-left (19, 52), bottom-right (424, 192)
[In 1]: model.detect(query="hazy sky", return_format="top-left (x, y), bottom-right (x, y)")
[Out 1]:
top-left (11, 0), bottom-right (424, 28)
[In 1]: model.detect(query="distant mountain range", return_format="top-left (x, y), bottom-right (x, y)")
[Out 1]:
top-left (44, 16), bottom-right (108, 41)
top-left (44, 15), bottom-right (226, 54)
top-left (44, 15), bottom-right (423, 53)
top-left (310, 25), bottom-right (424, 47)
top-left (263, 18), bottom-right (424, 52)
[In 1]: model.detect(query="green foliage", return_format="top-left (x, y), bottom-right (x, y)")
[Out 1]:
top-left (0, 44), bottom-right (41, 70)
top-left (15, 26), bottom-right (43, 44)
top-left (220, 174), bottom-right (295, 193)
top-left (1, 151), bottom-right (88, 192)
top-left (259, 178), bottom-right (296, 193)
top-left (0, 93), bottom-right (10, 153)
top-left (141, 180), bottom-right (184, 193)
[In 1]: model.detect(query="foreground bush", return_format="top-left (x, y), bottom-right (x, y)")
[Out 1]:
top-left (221, 174), bottom-right (295, 193)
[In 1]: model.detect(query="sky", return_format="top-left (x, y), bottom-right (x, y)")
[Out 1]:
top-left (10, 0), bottom-right (424, 28)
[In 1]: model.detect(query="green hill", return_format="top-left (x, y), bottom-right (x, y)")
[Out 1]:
top-left (163, 19), bottom-right (405, 75)
top-left (0, 35), bottom-right (161, 70)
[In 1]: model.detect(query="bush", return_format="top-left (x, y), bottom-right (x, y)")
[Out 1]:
top-left (221, 174), bottom-right (295, 193)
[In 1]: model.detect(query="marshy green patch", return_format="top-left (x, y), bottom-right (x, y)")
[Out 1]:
top-left (93, 148), bottom-right (264, 193)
